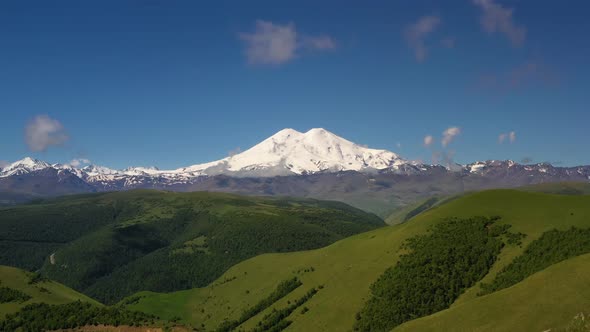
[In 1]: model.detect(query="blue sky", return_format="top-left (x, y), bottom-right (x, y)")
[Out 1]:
top-left (0, 0), bottom-right (589, 169)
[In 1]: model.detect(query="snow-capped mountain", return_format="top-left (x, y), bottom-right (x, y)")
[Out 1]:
top-left (0, 128), bottom-right (409, 180)
top-left (1, 128), bottom-right (589, 204)
top-left (180, 128), bottom-right (408, 176)
top-left (0, 157), bottom-right (52, 177)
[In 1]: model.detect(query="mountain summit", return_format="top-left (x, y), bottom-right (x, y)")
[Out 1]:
top-left (183, 128), bottom-right (407, 176)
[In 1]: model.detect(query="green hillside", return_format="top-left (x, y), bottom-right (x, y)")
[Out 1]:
top-left (123, 189), bottom-right (590, 331)
top-left (0, 265), bottom-right (99, 317)
top-left (0, 265), bottom-right (184, 331)
top-left (394, 253), bottom-right (590, 332)
top-left (0, 190), bottom-right (383, 304)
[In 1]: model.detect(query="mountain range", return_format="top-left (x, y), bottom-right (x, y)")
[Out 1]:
top-left (2, 128), bottom-right (589, 215)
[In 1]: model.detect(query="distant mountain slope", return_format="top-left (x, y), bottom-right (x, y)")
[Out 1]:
top-left (123, 189), bottom-right (590, 331)
top-left (1, 129), bottom-right (589, 217)
top-left (519, 182), bottom-right (590, 195)
top-left (0, 265), bottom-right (99, 318)
top-left (0, 190), bottom-right (383, 304)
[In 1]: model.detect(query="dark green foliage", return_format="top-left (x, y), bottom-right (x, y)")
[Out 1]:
top-left (216, 277), bottom-right (302, 332)
top-left (480, 227), bottom-right (590, 295)
top-left (0, 191), bottom-right (383, 304)
top-left (0, 301), bottom-right (157, 331)
top-left (0, 286), bottom-right (31, 303)
top-left (251, 288), bottom-right (318, 332)
top-left (506, 231), bottom-right (526, 246)
top-left (27, 272), bottom-right (49, 285)
top-left (0, 241), bottom-right (62, 272)
top-left (354, 217), bottom-right (507, 332)
top-left (0, 198), bottom-right (137, 270)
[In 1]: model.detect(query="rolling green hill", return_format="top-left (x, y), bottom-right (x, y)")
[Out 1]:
top-left (394, 252), bottom-right (590, 332)
top-left (123, 189), bottom-right (590, 331)
top-left (0, 265), bottom-right (99, 318)
top-left (0, 265), bottom-right (184, 331)
top-left (0, 190), bottom-right (383, 304)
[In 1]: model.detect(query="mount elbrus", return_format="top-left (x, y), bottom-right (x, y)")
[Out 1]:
top-left (2, 128), bottom-right (589, 215)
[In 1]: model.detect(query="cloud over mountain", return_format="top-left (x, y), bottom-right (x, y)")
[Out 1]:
top-left (442, 127), bottom-right (461, 147)
top-left (24, 115), bottom-right (69, 152)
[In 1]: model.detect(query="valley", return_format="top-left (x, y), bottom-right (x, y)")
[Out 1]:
top-left (117, 186), bottom-right (590, 331)
top-left (0, 184), bottom-right (589, 331)
top-left (0, 191), bottom-right (382, 304)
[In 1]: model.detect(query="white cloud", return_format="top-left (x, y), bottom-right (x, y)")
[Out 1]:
top-left (440, 36), bottom-right (456, 48)
top-left (404, 15), bottom-right (441, 62)
top-left (239, 20), bottom-right (336, 65)
top-left (476, 61), bottom-right (559, 93)
top-left (228, 147), bottom-right (242, 157)
top-left (424, 135), bottom-right (434, 147)
top-left (0, 160), bottom-right (9, 169)
top-left (509, 131), bottom-right (516, 143)
top-left (69, 158), bottom-right (91, 167)
top-left (442, 127), bottom-right (461, 147)
top-left (498, 131), bottom-right (516, 144)
top-left (473, 0), bottom-right (526, 47)
top-left (302, 35), bottom-right (336, 50)
top-left (25, 115), bottom-right (69, 152)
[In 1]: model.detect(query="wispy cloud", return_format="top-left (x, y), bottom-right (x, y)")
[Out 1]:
top-left (508, 62), bottom-right (558, 88)
top-left (25, 115), bottom-right (69, 152)
top-left (0, 160), bottom-right (9, 169)
top-left (473, 0), bottom-right (526, 47)
top-left (498, 131), bottom-right (516, 144)
top-left (302, 35), bottom-right (336, 50)
top-left (424, 135), bottom-right (434, 147)
top-left (228, 147), bottom-right (242, 157)
top-left (239, 20), bottom-right (336, 65)
top-left (69, 158), bottom-right (91, 167)
top-left (442, 127), bottom-right (461, 147)
top-left (440, 36), bottom-right (456, 48)
top-left (404, 15), bottom-right (441, 62)
top-left (476, 61), bottom-right (559, 93)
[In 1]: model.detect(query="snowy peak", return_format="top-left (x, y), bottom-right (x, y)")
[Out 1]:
top-left (81, 165), bottom-right (120, 176)
top-left (183, 128), bottom-right (407, 176)
top-left (0, 157), bottom-right (52, 177)
top-left (122, 166), bottom-right (162, 176)
top-left (1, 129), bottom-right (408, 179)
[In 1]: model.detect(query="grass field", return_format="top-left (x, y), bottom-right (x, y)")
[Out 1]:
top-left (0, 265), bottom-right (99, 317)
top-left (124, 188), bottom-right (590, 331)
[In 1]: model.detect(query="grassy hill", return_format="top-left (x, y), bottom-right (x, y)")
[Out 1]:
top-left (0, 265), bottom-right (99, 318)
top-left (0, 190), bottom-right (383, 304)
top-left (0, 265), bottom-right (191, 331)
top-left (394, 252), bottom-right (590, 332)
top-left (123, 189), bottom-right (590, 331)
